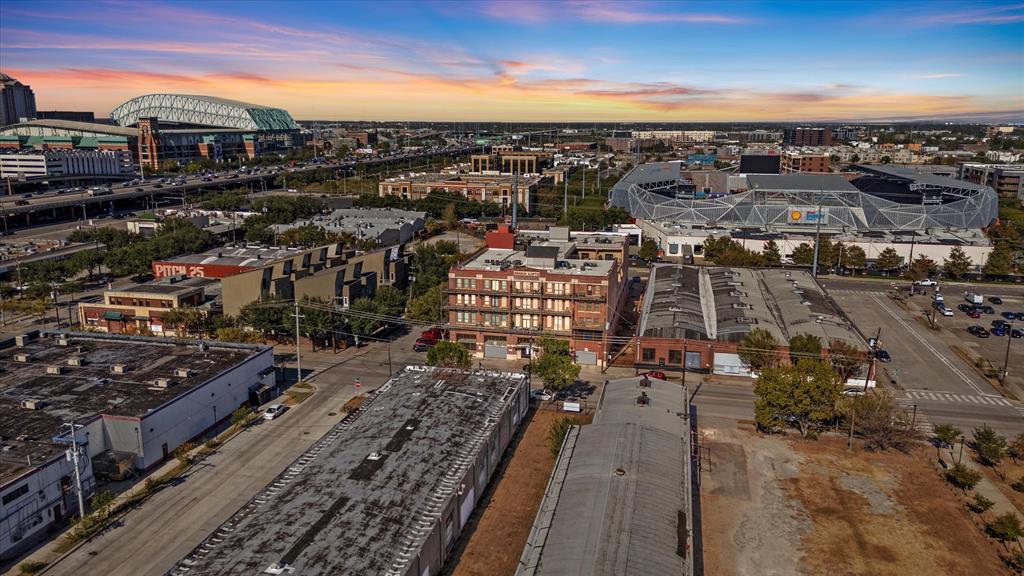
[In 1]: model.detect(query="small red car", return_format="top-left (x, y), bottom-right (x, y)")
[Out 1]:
top-left (414, 338), bottom-right (438, 352)
top-left (420, 327), bottom-right (447, 341)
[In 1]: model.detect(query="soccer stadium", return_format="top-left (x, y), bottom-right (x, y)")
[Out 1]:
top-left (609, 162), bottom-right (999, 233)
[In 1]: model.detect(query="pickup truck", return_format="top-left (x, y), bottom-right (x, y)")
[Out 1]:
top-left (965, 293), bottom-right (984, 305)
top-left (913, 279), bottom-right (937, 287)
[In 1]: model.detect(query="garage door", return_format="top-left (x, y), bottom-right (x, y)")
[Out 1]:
top-left (575, 350), bottom-right (598, 365)
top-left (712, 352), bottom-right (753, 377)
top-left (484, 342), bottom-right (508, 359)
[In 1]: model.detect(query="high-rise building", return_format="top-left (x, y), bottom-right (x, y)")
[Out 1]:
top-left (0, 72), bottom-right (37, 126)
top-left (783, 127), bottom-right (832, 146)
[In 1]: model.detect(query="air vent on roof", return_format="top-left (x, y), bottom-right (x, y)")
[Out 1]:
top-left (15, 334), bottom-right (35, 347)
top-left (14, 353), bottom-right (31, 363)
top-left (174, 368), bottom-right (192, 378)
top-left (732, 303), bottom-right (751, 309)
top-left (727, 281), bottom-right (743, 287)
top-left (367, 452), bottom-right (383, 461)
top-left (111, 364), bottom-right (128, 374)
top-left (730, 291), bottom-right (747, 297)
top-left (636, 391), bottom-right (651, 406)
top-left (46, 366), bottom-right (64, 375)
top-left (57, 337), bottom-right (71, 347)
top-left (153, 378), bottom-right (174, 388)
top-left (639, 377), bottom-right (651, 388)
top-left (67, 357), bottom-right (85, 366)
top-left (21, 399), bottom-right (45, 410)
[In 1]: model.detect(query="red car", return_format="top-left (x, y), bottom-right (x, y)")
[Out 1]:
top-left (967, 309), bottom-right (982, 319)
top-left (641, 370), bottom-right (667, 380)
top-left (420, 327), bottom-right (447, 341)
top-left (414, 338), bottom-right (437, 352)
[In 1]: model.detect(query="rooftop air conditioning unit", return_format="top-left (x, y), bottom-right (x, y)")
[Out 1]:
top-left (57, 337), bottom-right (71, 347)
top-left (21, 399), bottom-right (45, 410)
top-left (15, 334), bottom-right (34, 347)
top-left (111, 364), bottom-right (128, 374)
top-left (14, 353), bottom-right (31, 363)
top-left (153, 378), bottom-right (173, 388)
top-left (67, 357), bottom-right (85, 366)
top-left (46, 365), bottom-right (64, 375)
top-left (174, 368), bottom-right (192, 378)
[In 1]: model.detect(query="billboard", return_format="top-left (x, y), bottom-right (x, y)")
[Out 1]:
top-left (786, 207), bottom-right (829, 225)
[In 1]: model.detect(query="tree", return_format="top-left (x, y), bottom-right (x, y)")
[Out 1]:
top-left (974, 424), bottom-right (1008, 467)
top-left (827, 338), bottom-right (863, 382)
top-left (532, 337), bottom-right (580, 391)
top-left (279, 224), bottom-right (337, 248)
top-left (412, 240), bottom-right (461, 294)
top-left (230, 406), bottom-right (257, 429)
top-left (407, 285), bottom-right (445, 323)
top-left (738, 328), bottom-right (781, 373)
top-left (347, 297), bottom-right (383, 337)
top-left (970, 493), bottom-right (996, 515)
top-left (945, 462), bottom-right (982, 490)
top-left (988, 512), bottom-right (1024, 546)
top-left (876, 247), bottom-right (901, 273)
top-left (638, 238), bottom-right (659, 262)
top-left (426, 341), bottom-right (472, 368)
top-left (173, 441), bottom-right (196, 466)
top-left (239, 299), bottom-right (291, 338)
top-left (846, 389), bottom-right (921, 452)
top-left (373, 286), bottom-right (407, 317)
top-left (442, 203), bottom-right (459, 228)
top-left (762, 240), bottom-right (782, 266)
top-left (907, 254), bottom-right (938, 280)
top-left (984, 245), bottom-right (1014, 277)
top-left (546, 417), bottom-right (576, 457)
top-left (943, 245), bottom-right (974, 279)
top-left (215, 326), bottom-right (263, 344)
top-left (791, 243), bottom-right (814, 266)
top-left (844, 245), bottom-right (867, 272)
top-left (788, 333), bottom-right (822, 365)
top-left (89, 489), bottom-right (115, 519)
top-left (934, 423), bottom-right (962, 450)
top-left (754, 359), bottom-right (842, 437)
top-left (1009, 433), bottom-right (1024, 463)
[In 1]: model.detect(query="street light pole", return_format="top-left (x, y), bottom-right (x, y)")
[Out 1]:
top-left (1002, 320), bottom-right (1014, 384)
top-left (293, 300), bottom-right (304, 384)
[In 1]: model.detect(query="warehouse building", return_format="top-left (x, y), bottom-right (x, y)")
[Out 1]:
top-left (635, 265), bottom-right (863, 376)
top-left (0, 331), bottom-right (274, 561)
top-left (269, 208), bottom-right (426, 247)
top-left (517, 375), bottom-right (693, 576)
top-left (78, 277), bottom-right (220, 337)
top-left (167, 366), bottom-right (529, 576)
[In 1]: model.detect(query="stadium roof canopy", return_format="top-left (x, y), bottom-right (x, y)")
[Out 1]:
top-left (609, 161), bottom-right (998, 232)
top-left (110, 94), bottom-right (299, 132)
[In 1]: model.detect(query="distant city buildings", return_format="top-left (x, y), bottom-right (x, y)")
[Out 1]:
top-left (959, 163), bottom-right (1024, 199)
top-left (783, 127), bottom-right (832, 146)
top-left (0, 150), bottom-right (132, 180)
top-left (379, 172), bottom-right (540, 210)
top-left (631, 130), bottom-right (716, 142)
top-left (0, 72), bottom-right (36, 126)
top-left (270, 207), bottom-right (426, 246)
top-left (781, 151), bottom-right (830, 173)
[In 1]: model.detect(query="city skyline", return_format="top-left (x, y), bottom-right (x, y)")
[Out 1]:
top-left (1, 0), bottom-right (1022, 121)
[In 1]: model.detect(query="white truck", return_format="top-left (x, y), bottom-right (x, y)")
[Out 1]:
top-left (966, 293), bottom-right (984, 305)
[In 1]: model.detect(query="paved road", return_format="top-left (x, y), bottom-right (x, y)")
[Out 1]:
top-left (830, 288), bottom-right (1023, 437)
top-left (33, 331), bottom-right (425, 576)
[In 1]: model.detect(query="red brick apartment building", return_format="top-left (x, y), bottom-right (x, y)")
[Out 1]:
top-left (446, 228), bottom-right (628, 367)
top-left (782, 152), bottom-right (830, 173)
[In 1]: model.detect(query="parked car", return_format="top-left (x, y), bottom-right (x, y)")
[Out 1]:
top-left (1001, 311), bottom-right (1017, 320)
top-left (990, 296), bottom-right (1004, 305)
top-left (641, 370), bottom-right (667, 380)
top-left (914, 279), bottom-right (937, 287)
top-left (992, 326), bottom-right (1008, 337)
top-left (530, 389), bottom-right (553, 401)
top-left (968, 309), bottom-right (982, 319)
top-left (993, 319), bottom-right (1008, 328)
top-left (413, 337), bottom-right (437, 352)
top-left (1012, 329), bottom-right (1024, 339)
top-left (968, 325), bottom-right (991, 338)
top-left (958, 303), bottom-right (973, 313)
top-left (979, 305), bottom-right (995, 314)
top-left (263, 404), bottom-right (286, 420)
top-left (940, 307), bottom-right (953, 317)
top-left (873, 350), bottom-right (892, 363)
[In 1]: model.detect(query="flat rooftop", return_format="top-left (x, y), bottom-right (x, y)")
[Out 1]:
top-left (518, 376), bottom-right (691, 576)
top-left (383, 172), bottom-right (542, 185)
top-left (639, 265), bottom-right (862, 346)
top-left (161, 245), bottom-right (308, 267)
top-left (113, 276), bottom-right (218, 296)
top-left (0, 331), bottom-right (267, 484)
top-left (169, 367), bottom-right (526, 576)
top-left (461, 247), bottom-right (615, 276)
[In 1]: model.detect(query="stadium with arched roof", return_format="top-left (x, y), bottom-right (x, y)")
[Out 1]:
top-left (110, 94), bottom-right (298, 132)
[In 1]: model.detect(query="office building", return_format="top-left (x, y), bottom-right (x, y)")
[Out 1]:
top-left (631, 130), bottom-right (716, 142)
top-left (36, 111), bottom-right (96, 123)
top-left (959, 163), bottom-right (1024, 199)
top-left (379, 172), bottom-right (540, 211)
top-left (470, 148), bottom-right (553, 174)
top-left (517, 375), bottom-right (693, 576)
top-left (0, 331), bottom-right (274, 561)
top-left (634, 266), bottom-right (862, 375)
top-left (0, 73), bottom-right (36, 127)
top-left (446, 228), bottom-right (627, 367)
top-left (168, 367), bottom-right (529, 576)
top-left (783, 127), bottom-right (832, 146)
top-left (781, 151), bottom-right (830, 173)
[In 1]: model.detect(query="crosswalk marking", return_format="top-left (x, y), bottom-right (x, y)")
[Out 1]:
top-left (903, 390), bottom-right (1012, 406)
top-left (827, 289), bottom-right (886, 295)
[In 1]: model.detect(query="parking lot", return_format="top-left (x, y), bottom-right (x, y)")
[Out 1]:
top-left (826, 279), bottom-right (1024, 437)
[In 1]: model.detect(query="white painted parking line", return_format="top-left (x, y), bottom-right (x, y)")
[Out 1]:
top-left (871, 295), bottom-right (987, 395)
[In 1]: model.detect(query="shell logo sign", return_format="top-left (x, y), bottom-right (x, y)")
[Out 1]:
top-left (790, 210), bottom-right (803, 220)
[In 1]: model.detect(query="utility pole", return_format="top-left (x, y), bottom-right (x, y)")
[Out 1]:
top-left (65, 422), bottom-right (86, 519)
top-left (811, 200), bottom-right (823, 278)
top-left (563, 171), bottom-right (569, 213)
top-left (1003, 320), bottom-right (1014, 384)
top-left (293, 300), bottom-right (304, 384)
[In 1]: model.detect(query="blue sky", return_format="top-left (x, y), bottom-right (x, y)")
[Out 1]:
top-left (1, 0), bottom-right (1021, 120)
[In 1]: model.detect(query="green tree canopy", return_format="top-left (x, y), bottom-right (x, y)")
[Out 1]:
top-left (738, 327), bottom-right (781, 373)
top-left (754, 359), bottom-right (841, 437)
top-left (876, 247), bottom-right (901, 272)
top-left (974, 424), bottom-right (1007, 467)
top-left (827, 338), bottom-right (863, 382)
top-left (907, 254), bottom-right (938, 280)
top-left (943, 246), bottom-right (973, 279)
top-left (427, 340), bottom-right (472, 368)
top-left (789, 333), bottom-right (822, 365)
top-left (762, 240), bottom-right (782, 266)
top-left (407, 284), bottom-right (446, 323)
top-left (843, 245), bottom-right (867, 271)
top-left (638, 238), bottom-right (659, 261)
top-left (983, 245), bottom-right (1014, 277)
top-left (791, 243), bottom-right (814, 266)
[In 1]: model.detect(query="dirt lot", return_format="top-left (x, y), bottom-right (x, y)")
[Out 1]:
top-left (701, 425), bottom-right (1007, 576)
top-left (449, 408), bottom-right (591, 576)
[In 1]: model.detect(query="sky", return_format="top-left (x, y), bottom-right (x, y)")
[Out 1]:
top-left (1, 0), bottom-right (1022, 122)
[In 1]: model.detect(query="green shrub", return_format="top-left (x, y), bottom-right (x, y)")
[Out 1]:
top-left (945, 463), bottom-right (982, 490)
